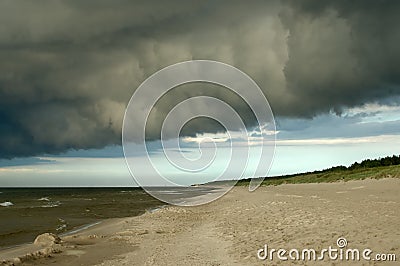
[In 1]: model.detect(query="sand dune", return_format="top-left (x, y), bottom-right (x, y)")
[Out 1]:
top-left (1, 178), bottom-right (399, 265)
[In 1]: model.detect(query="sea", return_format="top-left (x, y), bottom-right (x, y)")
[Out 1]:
top-left (0, 186), bottom-right (220, 249)
top-left (0, 188), bottom-right (163, 249)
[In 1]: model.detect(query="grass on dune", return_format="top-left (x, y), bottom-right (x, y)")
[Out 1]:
top-left (234, 161), bottom-right (400, 187)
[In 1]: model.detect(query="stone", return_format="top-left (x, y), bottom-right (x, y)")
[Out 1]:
top-left (33, 233), bottom-right (61, 247)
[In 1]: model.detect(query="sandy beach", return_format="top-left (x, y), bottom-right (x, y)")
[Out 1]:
top-left (1, 178), bottom-right (399, 265)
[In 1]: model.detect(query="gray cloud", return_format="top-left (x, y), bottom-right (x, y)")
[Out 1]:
top-left (281, 0), bottom-right (400, 116)
top-left (0, 0), bottom-right (399, 157)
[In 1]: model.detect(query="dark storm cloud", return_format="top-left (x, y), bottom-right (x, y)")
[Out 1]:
top-left (280, 0), bottom-right (400, 117)
top-left (0, 0), bottom-right (399, 157)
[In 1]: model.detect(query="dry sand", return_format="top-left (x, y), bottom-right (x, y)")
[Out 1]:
top-left (1, 178), bottom-right (399, 265)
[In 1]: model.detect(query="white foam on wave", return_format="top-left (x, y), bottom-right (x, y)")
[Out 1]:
top-left (147, 205), bottom-right (168, 213)
top-left (40, 201), bottom-right (61, 208)
top-left (56, 224), bottom-right (67, 231)
top-left (60, 221), bottom-right (102, 236)
top-left (153, 190), bottom-right (184, 195)
top-left (38, 197), bottom-right (50, 201)
top-left (0, 201), bottom-right (13, 207)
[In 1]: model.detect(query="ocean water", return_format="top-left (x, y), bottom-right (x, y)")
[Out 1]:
top-left (0, 186), bottom-right (222, 249)
top-left (0, 188), bottom-right (164, 249)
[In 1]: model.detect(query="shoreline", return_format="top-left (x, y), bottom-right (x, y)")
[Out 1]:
top-left (0, 203), bottom-right (168, 252)
top-left (0, 221), bottom-right (104, 253)
top-left (0, 187), bottom-right (165, 250)
top-left (1, 178), bottom-right (399, 265)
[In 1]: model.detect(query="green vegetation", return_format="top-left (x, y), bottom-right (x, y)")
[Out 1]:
top-left (235, 155), bottom-right (400, 186)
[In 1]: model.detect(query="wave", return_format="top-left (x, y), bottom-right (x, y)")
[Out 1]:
top-left (40, 201), bottom-right (61, 208)
top-left (60, 221), bottom-right (102, 236)
top-left (38, 197), bottom-right (50, 201)
top-left (152, 190), bottom-right (184, 195)
top-left (0, 201), bottom-right (13, 207)
top-left (147, 205), bottom-right (168, 213)
top-left (56, 224), bottom-right (67, 231)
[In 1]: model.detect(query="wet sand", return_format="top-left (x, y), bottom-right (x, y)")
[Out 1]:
top-left (1, 178), bottom-right (399, 265)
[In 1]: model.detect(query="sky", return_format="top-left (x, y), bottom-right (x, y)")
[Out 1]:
top-left (1, 0), bottom-right (400, 187)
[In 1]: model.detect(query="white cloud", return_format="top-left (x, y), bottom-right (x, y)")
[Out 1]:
top-left (275, 134), bottom-right (400, 146)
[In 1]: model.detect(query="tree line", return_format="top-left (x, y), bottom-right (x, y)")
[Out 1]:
top-left (327, 154), bottom-right (400, 172)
